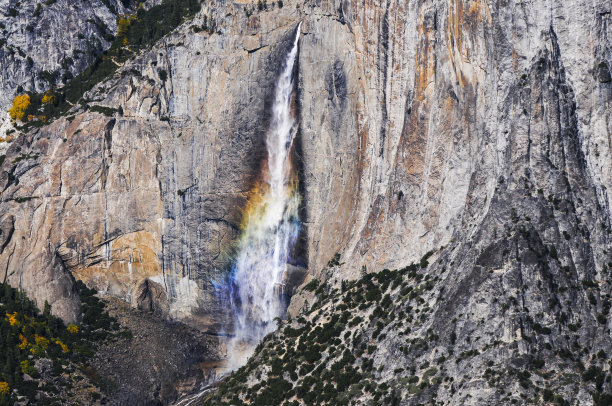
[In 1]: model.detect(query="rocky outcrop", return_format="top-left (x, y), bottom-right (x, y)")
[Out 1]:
top-left (0, 0), bottom-right (142, 137)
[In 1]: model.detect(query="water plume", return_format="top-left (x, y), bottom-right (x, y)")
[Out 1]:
top-left (225, 23), bottom-right (302, 369)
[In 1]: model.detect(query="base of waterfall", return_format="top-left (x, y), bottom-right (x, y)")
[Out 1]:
top-left (171, 341), bottom-right (255, 406)
top-left (221, 262), bottom-right (307, 370)
top-left (222, 337), bottom-right (259, 373)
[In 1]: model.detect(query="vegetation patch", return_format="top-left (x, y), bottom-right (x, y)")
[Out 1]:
top-left (203, 257), bottom-right (441, 406)
top-left (0, 281), bottom-right (131, 405)
top-left (12, 153), bottom-right (39, 164)
top-left (8, 0), bottom-right (202, 131)
top-left (88, 105), bottom-right (122, 117)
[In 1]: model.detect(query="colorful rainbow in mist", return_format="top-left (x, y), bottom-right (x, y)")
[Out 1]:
top-left (225, 23), bottom-right (302, 368)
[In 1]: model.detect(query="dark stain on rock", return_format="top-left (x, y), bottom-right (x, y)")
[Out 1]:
top-left (597, 61), bottom-right (611, 83)
top-left (325, 60), bottom-right (347, 109)
top-left (475, 241), bottom-right (504, 269)
top-left (325, 59), bottom-right (348, 135)
top-left (0, 215), bottom-right (14, 259)
top-left (378, 5), bottom-right (390, 157)
top-left (101, 118), bottom-right (116, 189)
top-left (292, 28), bottom-right (309, 273)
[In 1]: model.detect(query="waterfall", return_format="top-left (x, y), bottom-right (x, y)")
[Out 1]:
top-left (225, 23), bottom-right (302, 369)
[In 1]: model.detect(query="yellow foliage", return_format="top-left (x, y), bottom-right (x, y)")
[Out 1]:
top-left (55, 339), bottom-right (69, 353)
top-left (18, 334), bottom-right (28, 350)
top-left (41, 91), bottom-right (55, 105)
top-left (29, 334), bottom-right (50, 355)
top-left (20, 360), bottom-right (36, 375)
top-left (117, 17), bottom-right (131, 37)
top-left (67, 323), bottom-right (79, 334)
top-left (117, 14), bottom-right (137, 40)
top-left (8, 94), bottom-right (30, 121)
top-left (5, 312), bottom-right (18, 326)
top-left (34, 334), bottom-right (50, 350)
top-left (29, 345), bottom-right (43, 356)
top-left (0, 381), bottom-right (9, 396)
top-left (26, 114), bottom-right (46, 122)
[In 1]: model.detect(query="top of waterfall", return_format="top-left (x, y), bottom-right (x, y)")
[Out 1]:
top-left (295, 22), bottom-right (301, 45)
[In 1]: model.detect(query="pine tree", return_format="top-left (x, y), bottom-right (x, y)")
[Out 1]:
top-left (42, 300), bottom-right (51, 318)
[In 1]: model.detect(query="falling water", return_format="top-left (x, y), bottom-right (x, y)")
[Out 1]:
top-left (225, 23), bottom-right (302, 369)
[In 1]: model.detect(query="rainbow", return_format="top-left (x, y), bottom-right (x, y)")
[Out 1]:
top-left (224, 23), bottom-right (302, 369)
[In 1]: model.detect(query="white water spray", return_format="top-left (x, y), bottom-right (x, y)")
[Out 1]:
top-left (226, 24), bottom-right (302, 369)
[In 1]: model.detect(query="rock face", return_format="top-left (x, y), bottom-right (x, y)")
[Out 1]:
top-left (0, 0), bottom-right (142, 136)
top-left (295, 0), bottom-right (612, 279)
top-left (0, 0), bottom-right (611, 402)
top-left (0, 5), bottom-right (300, 325)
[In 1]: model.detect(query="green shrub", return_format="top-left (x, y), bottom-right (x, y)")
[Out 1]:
top-left (303, 279), bottom-right (319, 292)
top-left (327, 253), bottom-right (341, 267)
top-left (365, 286), bottom-right (382, 302)
top-left (89, 105), bottom-right (121, 117)
top-left (420, 250), bottom-right (434, 268)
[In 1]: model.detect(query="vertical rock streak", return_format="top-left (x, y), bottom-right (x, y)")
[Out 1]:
top-left (227, 24), bottom-right (301, 367)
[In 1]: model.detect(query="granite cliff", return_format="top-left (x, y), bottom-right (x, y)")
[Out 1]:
top-left (0, 0), bottom-right (610, 403)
